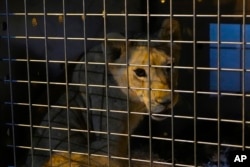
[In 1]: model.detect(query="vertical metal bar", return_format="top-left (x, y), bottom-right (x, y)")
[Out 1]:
top-left (216, 0), bottom-right (221, 166)
top-left (124, 0), bottom-right (131, 166)
top-left (169, 0), bottom-right (175, 166)
top-left (82, 1), bottom-right (91, 166)
top-left (241, 0), bottom-right (246, 151)
top-left (5, 0), bottom-right (16, 166)
top-left (62, 0), bottom-right (71, 165)
top-left (192, 0), bottom-right (197, 166)
top-left (23, 0), bottom-right (34, 165)
top-left (146, 0), bottom-right (152, 166)
top-left (102, 0), bottom-right (110, 165)
top-left (42, 1), bottom-right (52, 166)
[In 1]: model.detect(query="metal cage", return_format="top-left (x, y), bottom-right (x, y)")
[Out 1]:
top-left (1, 0), bottom-right (250, 167)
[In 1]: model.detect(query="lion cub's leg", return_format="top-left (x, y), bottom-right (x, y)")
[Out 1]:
top-left (116, 114), bottom-right (144, 156)
top-left (45, 152), bottom-right (127, 167)
top-left (43, 153), bottom-right (111, 167)
top-left (112, 102), bottom-right (145, 166)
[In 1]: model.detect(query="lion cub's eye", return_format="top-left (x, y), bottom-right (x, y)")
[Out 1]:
top-left (134, 68), bottom-right (147, 77)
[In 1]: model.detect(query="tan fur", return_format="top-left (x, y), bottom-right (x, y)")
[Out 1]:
top-left (108, 19), bottom-right (181, 122)
top-left (43, 19), bottom-right (181, 167)
top-left (44, 152), bottom-right (170, 167)
top-left (109, 46), bottom-right (179, 117)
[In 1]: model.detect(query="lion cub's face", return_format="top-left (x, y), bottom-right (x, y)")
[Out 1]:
top-left (128, 46), bottom-right (178, 120)
top-left (104, 19), bottom-right (181, 121)
top-left (109, 45), bottom-right (178, 121)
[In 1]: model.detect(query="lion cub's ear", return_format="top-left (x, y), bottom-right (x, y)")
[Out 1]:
top-left (158, 18), bottom-right (181, 41)
top-left (101, 33), bottom-right (127, 62)
top-left (158, 19), bottom-right (181, 63)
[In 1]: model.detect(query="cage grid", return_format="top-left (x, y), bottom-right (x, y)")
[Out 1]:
top-left (1, 0), bottom-right (250, 167)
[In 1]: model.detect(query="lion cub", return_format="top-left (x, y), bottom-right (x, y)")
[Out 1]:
top-left (27, 18), bottom-right (181, 167)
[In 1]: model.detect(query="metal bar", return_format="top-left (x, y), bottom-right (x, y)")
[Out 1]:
top-left (42, 1), bottom-right (52, 166)
top-left (169, 0), bottom-right (175, 166)
top-left (2, 12), bottom-right (250, 18)
top-left (192, 0), bottom-right (197, 165)
top-left (146, 0), bottom-right (152, 166)
top-left (62, 0), bottom-right (71, 165)
top-left (23, 0), bottom-right (34, 165)
top-left (4, 0), bottom-right (17, 166)
top-left (102, 0), bottom-right (111, 166)
top-left (82, 0), bottom-right (91, 166)
top-left (241, 0), bottom-right (246, 151)
top-left (124, 0), bottom-right (131, 166)
top-left (216, 1), bottom-right (221, 166)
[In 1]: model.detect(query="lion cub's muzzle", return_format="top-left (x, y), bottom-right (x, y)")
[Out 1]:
top-left (150, 93), bottom-right (178, 121)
